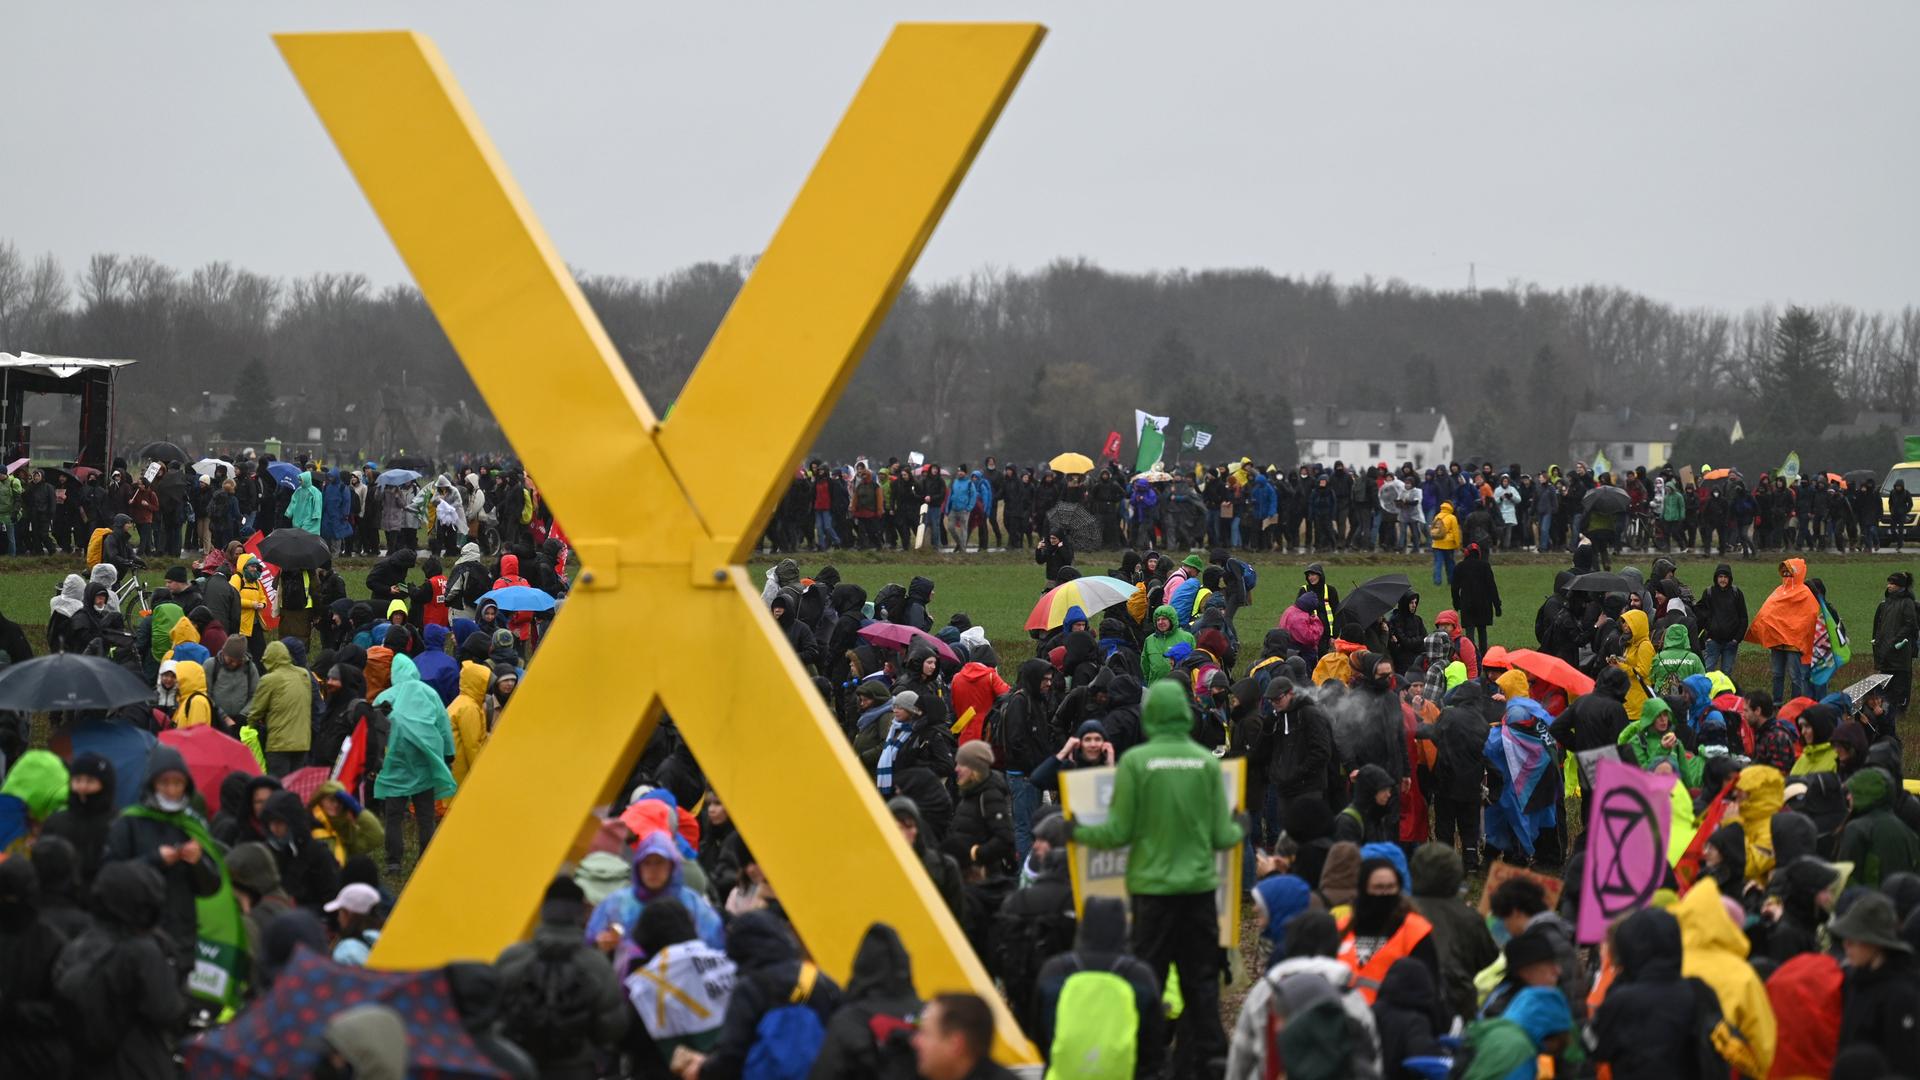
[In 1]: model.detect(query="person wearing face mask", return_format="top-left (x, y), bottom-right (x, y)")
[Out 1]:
top-left (101, 745), bottom-right (231, 980)
top-left (38, 751), bottom-right (117, 890)
top-left (1335, 857), bottom-right (1437, 1005)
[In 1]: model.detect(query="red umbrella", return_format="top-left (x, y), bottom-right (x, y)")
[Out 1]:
top-left (1481, 644), bottom-right (1512, 670)
top-left (855, 622), bottom-right (959, 664)
top-left (158, 726), bottom-right (259, 815)
top-left (1503, 648), bottom-right (1596, 697)
top-left (278, 765), bottom-right (331, 804)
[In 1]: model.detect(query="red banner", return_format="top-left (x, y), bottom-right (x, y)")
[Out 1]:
top-left (241, 531), bottom-right (282, 631)
top-left (1100, 430), bottom-right (1123, 462)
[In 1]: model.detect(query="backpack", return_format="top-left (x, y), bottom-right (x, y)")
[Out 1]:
top-left (54, 931), bottom-right (128, 1059)
top-left (1045, 959), bottom-right (1138, 1080)
top-left (85, 527), bottom-right (109, 568)
top-left (982, 694), bottom-right (1014, 768)
top-left (498, 936), bottom-right (598, 1061)
top-left (1233, 558), bottom-right (1258, 597)
top-left (743, 961), bottom-right (826, 1080)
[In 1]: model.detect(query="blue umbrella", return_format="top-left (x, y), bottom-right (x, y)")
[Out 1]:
top-left (375, 467), bottom-right (423, 487)
top-left (264, 461), bottom-right (301, 489)
top-left (61, 717), bottom-right (158, 812)
top-left (478, 585), bottom-right (557, 612)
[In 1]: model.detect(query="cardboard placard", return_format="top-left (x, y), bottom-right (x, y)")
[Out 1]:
top-left (1060, 757), bottom-right (1244, 948)
top-left (1476, 860), bottom-right (1564, 917)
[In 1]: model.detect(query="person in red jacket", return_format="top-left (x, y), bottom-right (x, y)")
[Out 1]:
top-left (1434, 609), bottom-right (1479, 677)
top-left (949, 652), bottom-right (1009, 747)
top-left (493, 553), bottom-right (534, 644)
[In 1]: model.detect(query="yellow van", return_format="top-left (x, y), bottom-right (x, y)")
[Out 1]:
top-left (1884, 461), bottom-right (1920, 529)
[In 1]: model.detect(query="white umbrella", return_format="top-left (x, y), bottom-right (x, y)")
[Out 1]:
top-left (192, 458), bottom-right (235, 480)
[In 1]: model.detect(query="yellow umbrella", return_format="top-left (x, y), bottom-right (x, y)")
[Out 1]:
top-left (1048, 452), bottom-right (1095, 474)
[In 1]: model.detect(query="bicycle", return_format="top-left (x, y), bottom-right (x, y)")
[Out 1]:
top-left (117, 570), bottom-right (155, 620)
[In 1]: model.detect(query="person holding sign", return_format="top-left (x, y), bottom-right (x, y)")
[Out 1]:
top-left (1067, 679), bottom-right (1244, 1077)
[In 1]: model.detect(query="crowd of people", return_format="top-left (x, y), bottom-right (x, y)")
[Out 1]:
top-left (766, 454), bottom-right (1914, 566)
top-left (0, 449), bottom-right (546, 562)
top-left (7, 440), bottom-right (1920, 1077)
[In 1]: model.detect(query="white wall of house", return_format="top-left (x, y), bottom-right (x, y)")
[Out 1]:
top-left (1297, 416), bottom-right (1453, 469)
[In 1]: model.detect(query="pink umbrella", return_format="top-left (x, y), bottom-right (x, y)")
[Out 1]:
top-left (855, 622), bottom-right (958, 664)
top-left (279, 765), bottom-right (332, 804)
top-left (158, 726), bottom-right (260, 815)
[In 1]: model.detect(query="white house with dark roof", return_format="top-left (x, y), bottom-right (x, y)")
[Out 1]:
top-left (1566, 407), bottom-right (1742, 471)
top-left (1293, 406), bottom-right (1452, 469)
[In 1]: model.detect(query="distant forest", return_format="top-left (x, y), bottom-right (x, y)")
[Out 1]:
top-left (3, 239), bottom-right (1916, 473)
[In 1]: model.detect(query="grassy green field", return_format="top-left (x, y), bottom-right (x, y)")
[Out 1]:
top-left (745, 546), bottom-right (1907, 694)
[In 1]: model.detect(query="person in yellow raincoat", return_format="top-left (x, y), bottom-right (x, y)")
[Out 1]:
top-left (1673, 878), bottom-right (1775, 1078)
top-left (1618, 608), bottom-right (1655, 718)
top-left (232, 553), bottom-right (269, 655)
top-left (171, 659), bottom-right (215, 729)
top-left (307, 779), bottom-right (385, 863)
top-left (447, 660), bottom-right (491, 785)
top-left (169, 611), bottom-right (201, 657)
top-left (1735, 765), bottom-right (1784, 885)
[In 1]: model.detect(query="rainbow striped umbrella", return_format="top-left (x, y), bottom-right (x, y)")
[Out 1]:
top-left (1025, 575), bottom-right (1136, 631)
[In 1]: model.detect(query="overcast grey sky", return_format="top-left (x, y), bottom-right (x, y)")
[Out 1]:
top-left (4, 2), bottom-right (1917, 312)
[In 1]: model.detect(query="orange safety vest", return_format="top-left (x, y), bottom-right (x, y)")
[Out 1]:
top-left (1335, 909), bottom-right (1433, 1004)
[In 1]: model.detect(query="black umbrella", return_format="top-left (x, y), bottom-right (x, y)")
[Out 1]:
top-left (1044, 502), bottom-right (1102, 552)
top-left (0, 653), bottom-right (153, 712)
top-left (1846, 469), bottom-right (1877, 488)
top-left (137, 440), bottom-right (191, 464)
top-left (1583, 485), bottom-right (1631, 515)
top-left (386, 454), bottom-right (433, 472)
top-left (1333, 572), bottom-right (1413, 639)
top-left (1567, 571), bottom-right (1636, 595)
top-left (256, 527), bottom-right (331, 570)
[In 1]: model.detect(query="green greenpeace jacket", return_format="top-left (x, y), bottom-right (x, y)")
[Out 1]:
top-left (1074, 679), bottom-right (1243, 895)
top-left (1647, 623), bottom-right (1705, 694)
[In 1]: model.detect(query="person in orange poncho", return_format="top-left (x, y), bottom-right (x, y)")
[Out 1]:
top-left (1747, 558), bottom-right (1819, 703)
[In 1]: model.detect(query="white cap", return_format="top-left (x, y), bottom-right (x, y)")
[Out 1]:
top-left (324, 882), bottom-right (382, 915)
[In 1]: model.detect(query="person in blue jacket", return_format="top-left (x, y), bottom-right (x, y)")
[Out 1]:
top-left (321, 467), bottom-right (355, 553)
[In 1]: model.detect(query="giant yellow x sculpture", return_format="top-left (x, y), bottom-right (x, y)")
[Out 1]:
top-left (276, 25), bottom-right (1043, 1061)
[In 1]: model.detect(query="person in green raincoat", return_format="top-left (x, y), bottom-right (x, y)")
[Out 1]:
top-left (144, 601), bottom-right (186, 680)
top-left (0, 749), bottom-right (68, 856)
top-left (290, 469), bottom-right (323, 534)
top-left (1618, 697), bottom-right (1704, 791)
top-left (374, 651), bottom-right (457, 879)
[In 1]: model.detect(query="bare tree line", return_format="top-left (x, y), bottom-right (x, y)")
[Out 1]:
top-left (1, 239), bottom-right (1915, 467)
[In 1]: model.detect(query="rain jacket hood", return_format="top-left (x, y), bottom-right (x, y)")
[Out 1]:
top-left (1674, 877), bottom-right (1775, 1077)
top-left (843, 922), bottom-right (915, 1001)
top-left (1141, 677), bottom-right (1190, 739)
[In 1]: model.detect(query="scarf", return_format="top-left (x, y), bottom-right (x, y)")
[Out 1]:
top-left (875, 718), bottom-right (912, 796)
top-left (122, 805), bottom-right (249, 1013)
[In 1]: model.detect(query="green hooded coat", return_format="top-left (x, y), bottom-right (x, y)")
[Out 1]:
top-left (246, 640), bottom-right (314, 753)
top-left (1647, 623), bottom-right (1705, 694)
top-left (1617, 697), bottom-right (1703, 789)
top-left (1073, 679), bottom-right (1242, 895)
top-left (373, 652), bottom-right (458, 800)
top-left (149, 602), bottom-right (185, 663)
top-left (289, 470), bottom-right (323, 534)
top-left (1141, 604), bottom-right (1195, 684)
top-left (1837, 768), bottom-right (1920, 886)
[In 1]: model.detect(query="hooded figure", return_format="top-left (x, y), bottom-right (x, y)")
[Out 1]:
top-left (1408, 842), bottom-right (1499, 1022)
top-left (38, 751), bottom-right (118, 889)
top-left (1460, 986), bottom-right (1573, 1080)
top-left (1142, 603), bottom-right (1196, 684)
top-left (101, 744), bottom-right (226, 974)
top-left (1371, 957), bottom-right (1447, 1075)
top-left (414, 623), bottom-right (461, 705)
top-left (260, 787), bottom-right (340, 908)
top-left (51, 860), bottom-right (187, 1080)
top-left (247, 639), bottom-right (313, 764)
top-left (0, 856), bottom-right (71, 1078)
top-left (1620, 698), bottom-right (1703, 789)
top-left (1650, 621), bottom-right (1706, 695)
top-left (1484, 697), bottom-right (1559, 860)
top-left (1673, 878), bottom-right (1775, 1078)
top-left (1592, 906), bottom-right (1729, 1079)
top-left (1733, 765), bottom-right (1783, 884)
top-left (372, 652), bottom-right (458, 802)
top-left (700, 911), bottom-right (844, 1078)
top-left (1747, 557), bottom-right (1819, 665)
top-left (447, 661), bottom-right (491, 785)
top-left (585, 831), bottom-right (725, 971)
top-left (811, 923), bottom-right (921, 1080)
top-left (289, 469), bottom-right (322, 533)
top-left (1030, 895), bottom-right (1164, 1076)
top-left (1838, 767), bottom-right (1920, 886)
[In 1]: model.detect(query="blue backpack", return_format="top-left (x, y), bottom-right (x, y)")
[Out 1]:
top-left (743, 961), bottom-right (826, 1080)
top-left (1233, 558), bottom-right (1258, 597)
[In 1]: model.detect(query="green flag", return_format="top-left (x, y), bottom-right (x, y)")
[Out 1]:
top-left (1134, 409), bottom-right (1168, 472)
top-left (1904, 436), bottom-right (1920, 462)
top-left (1591, 449), bottom-right (1610, 476)
top-left (1780, 451), bottom-right (1801, 480)
top-left (1180, 423), bottom-right (1215, 453)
